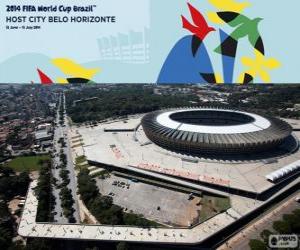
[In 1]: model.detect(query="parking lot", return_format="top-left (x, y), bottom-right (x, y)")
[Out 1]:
top-left (95, 174), bottom-right (202, 227)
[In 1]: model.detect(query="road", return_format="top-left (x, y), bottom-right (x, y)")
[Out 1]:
top-left (52, 94), bottom-right (67, 223)
top-left (62, 93), bottom-right (80, 223)
top-left (52, 93), bottom-right (80, 223)
top-left (217, 192), bottom-right (300, 250)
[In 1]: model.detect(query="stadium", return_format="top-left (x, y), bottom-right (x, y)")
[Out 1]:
top-left (73, 107), bottom-right (299, 196)
top-left (141, 108), bottom-right (293, 156)
top-left (19, 107), bottom-right (299, 244)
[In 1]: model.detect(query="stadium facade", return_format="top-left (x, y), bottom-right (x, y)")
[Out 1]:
top-left (141, 108), bottom-right (292, 155)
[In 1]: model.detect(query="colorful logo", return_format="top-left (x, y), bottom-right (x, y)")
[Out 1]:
top-left (35, 58), bottom-right (100, 85)
top-left (157, 0), bottom-right (281, 84)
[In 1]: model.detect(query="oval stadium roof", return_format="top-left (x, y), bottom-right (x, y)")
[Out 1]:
top-left (141, 108), bottom-right (293, 155)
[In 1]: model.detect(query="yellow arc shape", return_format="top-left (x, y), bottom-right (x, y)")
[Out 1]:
top-left (207, 0), bottom-right (251, 24)
top-left (208, 0), bottom-right (251, 12)
top-left (207, 12), bottom-right (225, 24)
top-left (52, 58), bottom-right (100, 80)
top-left (56, 77), bottom-right (69, 84)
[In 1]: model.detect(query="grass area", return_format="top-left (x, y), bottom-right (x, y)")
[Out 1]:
top-left (5, 155), bottom-right (51, 172)
top-left (199, 194), bottom-right (230, 223)
top-left (75, 156), bottom-right (89, 171)
top-left (76, 155), bottom-right (87, 164)
top-left (75, 164), bottom-right (90, 171)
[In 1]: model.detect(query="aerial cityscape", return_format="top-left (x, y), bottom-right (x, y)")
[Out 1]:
top-left (0, 84), bottom-right (299, 250)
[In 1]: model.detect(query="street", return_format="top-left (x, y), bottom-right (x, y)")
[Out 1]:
top-left (62, 93), bottom-right (80, 223)
top-left (51, 93), bottom-right (80, 223)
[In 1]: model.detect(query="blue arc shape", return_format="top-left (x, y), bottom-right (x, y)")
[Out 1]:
top-left (157, 35), bottom-right (215, 84)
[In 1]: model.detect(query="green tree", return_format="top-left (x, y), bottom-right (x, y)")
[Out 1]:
top-left (99, 205), bottom-right (124, 225)
top-left (25, 239), bottom-right (52, 250)
top-left (35, 161), bottom-right (55, 222)
top-left (0, 201), bottom-right (14, 249)
top-left (116, 242), bottom-right (129, 250)
top-left (249, 239), bottom-right (267, 250)
top-left (17, 172), bottom-right (31, 196)
top-left (290, 209), bottom-right (300, 234)
top-left (260, 229), bottom-right (273, 244)
top-left (77, 169), bottom-right (99, 204)
top-left (273, 220), bottom-right (291, 234)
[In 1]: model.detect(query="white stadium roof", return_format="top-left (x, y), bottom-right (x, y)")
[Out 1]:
top-left (156, 108), bottom-right (271, 135)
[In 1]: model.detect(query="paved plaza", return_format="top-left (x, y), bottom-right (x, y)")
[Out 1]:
top-left (96, 174), bottom-right (202, 227)
top-left (77, 116), bottom-right (300, 194)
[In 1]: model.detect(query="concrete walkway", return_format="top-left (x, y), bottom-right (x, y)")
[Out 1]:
top-left (18, 181), bottom-right (236, 244)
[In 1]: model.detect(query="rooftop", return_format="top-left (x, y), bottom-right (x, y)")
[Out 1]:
top-left (34, 130), bottom-right (52, 140)
top-left (156, 108), bottom-right (271, 134)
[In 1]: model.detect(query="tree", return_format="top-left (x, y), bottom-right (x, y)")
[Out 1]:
top-left (66, 85), bottom-right (200, 123)
top-left (100, 205), bottom-right (123, 225)
top-left (0, 165), bottom-right (14, 177)
top-left (0, 167), bottom-right (30, 200)
top-left (35, 162), bottom-right (54, 222)
top-left (116, 242), bottom-right (129, 250)
top-left (59, 187), bottom-right (75, 219)
top-left (17, 172), bottom-right (31, 196)
top-left (77, 169), bottom-right (99, 204)
top-left (249, 239), bottom-right (267, 250)
top-left (0, 201), bottom-right (14, 249)
top-left (260, 229), bottom-right (273, 244)
top-left (25, 239), bottom-right (52, 250)
top-left (291, 209), bottom-right (300, 233)
top-left (273, 220), bottom-right (291, 234)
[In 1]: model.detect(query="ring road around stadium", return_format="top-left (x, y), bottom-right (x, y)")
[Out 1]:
top-left (141, 108), bottom-right (292, 155)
